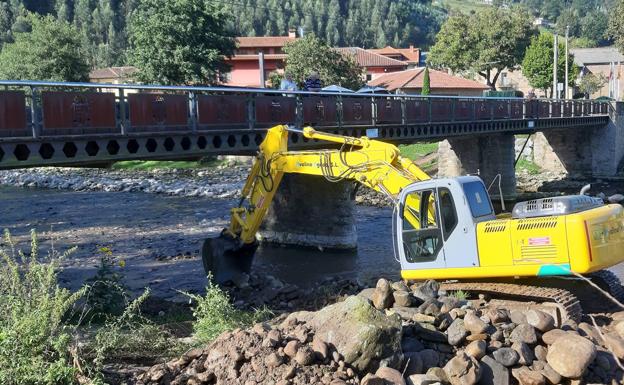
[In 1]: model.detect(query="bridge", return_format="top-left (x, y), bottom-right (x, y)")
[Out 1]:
top-left (0, 80), bottom-right (621, 250)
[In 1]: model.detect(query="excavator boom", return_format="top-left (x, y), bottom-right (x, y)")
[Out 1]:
top-left (203, 125), bottom-right (430, 283)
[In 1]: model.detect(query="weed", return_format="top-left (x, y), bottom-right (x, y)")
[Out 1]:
top-left (185, 274), bottom-right (273, 343)
top-left (84, 246), bottom-right (128, 321)
top-left (399, 142), bottom-right (439, 161)
top-left (448, 289), bottom-right (468, 301)
top-left (516, 159), bottom-right (542, 175)
top-left (0, 229), bottom-right (84, 385)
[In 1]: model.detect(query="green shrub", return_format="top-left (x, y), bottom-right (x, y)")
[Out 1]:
top-left (449, 289), bottom-right (468, 301)
top-left (516, 159), bottom-right (542, 175)
top-left (84, 246), bottom-right (128, 321)
top-left (186, 275), bottom-right (272, 343)
top-left (0, 229), bottom-right (84, 385)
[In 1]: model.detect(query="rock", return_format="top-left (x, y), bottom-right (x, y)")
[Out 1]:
top-left (404, 352), bottom-right (424, 375)
top-left (486, 309), bottom-right (510, 324)
top-left (510, 324), bottom-right (538, 345)
top-left (603, 333), bottom-right (624, 360)
top-left (546, 333), bottom-right (597, 378)
top-left (426, 367), bottom-right (449, 383)
top-left (466, 334), bottom-right (488, 342)
top-left (478, 355), bottom-right (509, 385)
top-left (534, 345), bottom-right (547, 362)
top-left (577, 322), bottom-right (601, 343)
top-left (492, 348), bottom-right (519, 367)
top-left (413, 280), bottom-right (440, 301)
top-left (392, 281), bottom-right (410, 292)
top-left (511, 367), bottom-right (545, 385)
top-left (376, 367), bottom-right (406, 385)
top-left (443, 352), bottom-right (481, 385)
top-left (414, 323), bottom-right (447, 343)
top-left (541, 329), bottom-right (567, 345)
top-left (447, 319), bottom-right (468, 346)
top-left (510, 310), bottom-right (527, 325)
top-left (511, 342), bottom-right (534, 366)
top-left (373, 278), bottom-right (395, 310)
top-left (265, 352), bottom-right (283, 368)
top-left (413, 313), bottom-right (437, 324)
top-left (464, 313), bottom-right (488, 335)
top-left (419, 349), bottom-right (441, 369)
top-left (613, 311), bottom-right (624, 321)
top-left (525, 310), bottom-right (555, 332)
top-left (614, 320), bottom-right (624, 339)
top-left (288, 295), bottom-right (402, 372)
top-left (358, 288), bottom-right (377, 302)
top-left (361, 374), bottom-right (386, 385)
top-left (465, 340), bottom-right (487, 360)
top-left (393, 307), bottom-right (420, 320)
top-left (263, 329), bottom-right (282, 347)
top-left (541, 364), bottom-right (561, 385)
top-left (394, 291), bottom-right (413, 307)
top-left (406, 374), bottom-right (439, 385)
top-left (441, 297), bottom-right (461, 314)
top-left (284, 340), bottom-right (300, 358)
top-left (402, 337), bottom-right (425, 353)
top-left (313, 337), bottom-right (330, 361)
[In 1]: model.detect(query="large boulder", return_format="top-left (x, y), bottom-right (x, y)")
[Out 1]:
top-left (287, 295), bottom-right (402, 373)
top-left (546, 334), bottom-right (597, 378)
top-left (372, 278), bottom-right (395, 310)
top-left (443, 352), bottom-right (481, 385)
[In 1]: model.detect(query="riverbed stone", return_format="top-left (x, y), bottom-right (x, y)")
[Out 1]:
top-left (541, 329), bottom-right (567, 345)
top-left (447, 319), bottom-right (468, 346)
top-left (465, 340), bottom-right (486, 360)
top-left (394, 290), bottom-right (413, 307)
top-left (511, 342), bottom-right (534, 366)
top-left (376, 367), bottom-right (406, 385)
top-left (373, 278), bottom-right (394, 310)
top-left (525, 310), bottom-right (555, 332)
top-left (413, 280), bottom-right (440, 301)
top-left (533, 345), bottom-right (547, 362)
top-left (478, 355), bottom-right (509, 385)
top-left (492, 348), bottom-right (519, 367)
top-left (603, 333), bottom-right (624, 360)
top-left (443, 352), bottom-right (481, 385)
top-left (404, 352), bottom-right (424, 375)
top-left (511, 367), bottom-right (545, 385)
top-left (464, 313), bottom-right (488, 335)
top-left (510, 324), bottom-right (538, 345)
top-left (546, 333), bottom-right (597, 378)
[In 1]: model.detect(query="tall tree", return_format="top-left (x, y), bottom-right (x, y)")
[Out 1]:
top-left (608, 0), bottom-right (624, 52)
top-left (128, 0), bottom-right (236, 85)
top-left (521, 32), bottom-right (578, 97)
top-left (428, 7), bottom-right (537, 90)
top-left (281, 35), bottom-right (363, 90)
top-left (421, 66), bottom-right (430, 95)
top-left (0, 13), bottom-right (89, 81)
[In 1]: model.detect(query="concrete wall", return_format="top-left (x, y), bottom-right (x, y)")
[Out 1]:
top-left (257, 174), bottom-right (357, 249)
top-left (533, 102), bottom-right (624, 177)
top-left (438, 134), bottom-right (517, 198)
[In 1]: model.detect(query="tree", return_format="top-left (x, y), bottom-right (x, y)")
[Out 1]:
top-left (128, 0), bottom-right (236, 85)
top-left (282, 35), bottom-right (364, 91)
top-left (0, 13), bottom-right (89, 81)
top-left (428, 7), bottom-right (537, 90)
top-left (421, 67), bottom-right (431, 95)
top-left (521, 33), bottom-right (579, 97)
top-left (608, 0), bottom-right (624, 52)
top-left (578, 72), bottom-right (607, 97)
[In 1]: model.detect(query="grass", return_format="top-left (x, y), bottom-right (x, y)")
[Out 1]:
top-left (398, 142), bottom-right (439, 161)
top-left (516, 159), bottom-right (542, 175)
top-left (435, 0), bottom-right (491, 14)
top-left (448, 290), bottom-right (468, 301)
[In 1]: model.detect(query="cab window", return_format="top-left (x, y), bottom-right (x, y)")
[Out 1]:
top-left (439, 188), bottom-right (457, 240)
top-left (401, 189), bottom-right (443, 263)
top-left (462, 181), bottom-right (494, 218)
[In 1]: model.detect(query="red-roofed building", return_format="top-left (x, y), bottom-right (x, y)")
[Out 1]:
top-left (368, 46), bottom-right (421, 68)
top-left (369, 68), bottom-right (489, 96)
top-left (335, 47), bottom-right (408, 81)
top-left (223, 31), bottom-right (297, 87)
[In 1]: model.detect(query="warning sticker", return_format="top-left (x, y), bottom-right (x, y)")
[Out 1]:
top-left (528, 237), bottom-right (551, 246)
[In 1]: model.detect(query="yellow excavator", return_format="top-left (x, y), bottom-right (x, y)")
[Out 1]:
top-left (204, 125), bottom-right (624, 320)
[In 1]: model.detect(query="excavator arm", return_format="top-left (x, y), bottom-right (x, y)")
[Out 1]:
top-left (204, 124), bottom-right (433, 283)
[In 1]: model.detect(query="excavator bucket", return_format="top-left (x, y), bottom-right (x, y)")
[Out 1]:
top-left (201, 234), bottom-right (257, 284)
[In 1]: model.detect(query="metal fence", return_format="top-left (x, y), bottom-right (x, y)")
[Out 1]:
top-left (0, 80), bottom-right (611, 139)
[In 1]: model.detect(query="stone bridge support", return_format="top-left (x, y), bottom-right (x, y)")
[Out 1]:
top-left (438, 134), bottom-right (517, 200)
top-left (257, 174), bottom-right (357, 250)
top-left (533, 102), bottom-right (624, 178)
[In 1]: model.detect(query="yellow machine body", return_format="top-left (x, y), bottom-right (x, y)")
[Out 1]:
top-left (400, 204), bottom-right (624, 280)
top-left (206, 124), bottom-right (624, 284)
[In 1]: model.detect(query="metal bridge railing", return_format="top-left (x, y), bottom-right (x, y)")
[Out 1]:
top-left (0, 80), bottom-right (611, 140)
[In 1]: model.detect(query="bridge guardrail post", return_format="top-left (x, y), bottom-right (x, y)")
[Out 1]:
top-left (248, 93), bottom-right (255, 130)
top-left (295, 94), bottom-right (303, 129)
top-left (118, 88), bottom-right (127, 135)
top-left (29, 86), bottom-right (40, 138)
top-left (427, 97), bottom-right (432, 123)
top-left (400, 95), bottom-right (406, 126)
top-left (189, 91), bottom-right (197, 133)
top-left (450, 98), bottom-right (456, 122)
top-left (371, 96), bottom-right (377, 126)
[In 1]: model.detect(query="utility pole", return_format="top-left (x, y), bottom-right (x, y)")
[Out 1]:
top-left (565, 26), bottom-right (569, 99)
top-left (553, 33), bottom-right (558, 99)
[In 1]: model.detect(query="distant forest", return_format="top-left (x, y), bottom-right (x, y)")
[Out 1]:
top-left (0, 0), bottom-right (614, 70)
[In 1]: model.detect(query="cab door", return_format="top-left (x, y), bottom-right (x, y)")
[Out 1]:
top-left (395, 182), bottom-right (447, 270)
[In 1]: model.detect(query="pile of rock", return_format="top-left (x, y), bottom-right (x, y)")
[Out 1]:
top-left (361, 278), bottom-right (624, 385)
top-left (138, 278), bottom-right (624, 385)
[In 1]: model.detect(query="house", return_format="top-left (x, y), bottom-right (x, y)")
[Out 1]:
top-left (368, 68), bottom-right (489, 96)
top-left (89, 66), bottom-right (138, 84)
top-left (571, 46), bottom-right (624, 99)
top-left (368, 45), bottom-right (421, 68)
top-left (223, 31), bottom-right (297, 88)
top-left (335, 47), bottom-right (408, 81)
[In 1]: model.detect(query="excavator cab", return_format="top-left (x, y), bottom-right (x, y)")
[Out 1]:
top-left (395, 176), bottom-right (494, 274)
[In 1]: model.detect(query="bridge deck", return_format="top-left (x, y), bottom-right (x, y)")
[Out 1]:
top-left (0, 80), bottom-right (610, 169)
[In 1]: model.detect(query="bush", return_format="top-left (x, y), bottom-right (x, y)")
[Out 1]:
top-left (0, 229), bottom-right (84, 385)
top-left (186, 274), bottom-right (272, 343)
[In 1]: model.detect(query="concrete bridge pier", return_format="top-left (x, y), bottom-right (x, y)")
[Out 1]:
top-left (533, 103), bottom-right (624, 178)
top-left (438, 134), bottom-right (517, 200)
top-left (257, 174), bottom-right (357, 250)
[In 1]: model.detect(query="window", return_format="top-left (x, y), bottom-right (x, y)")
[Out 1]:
top-left (462, 181), bottom-right (494, 218)
top-left (438, 188), bottom-right (457, 240)
top-left (401, 189), bottom-right (443, 263)
top-left (366, 73), bottom-right (372, 81)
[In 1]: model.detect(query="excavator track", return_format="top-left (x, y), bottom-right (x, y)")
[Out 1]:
top-left (440, 281), bottom-right (583, 324)
top-left (588, 270), bottom-right (624, 306)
